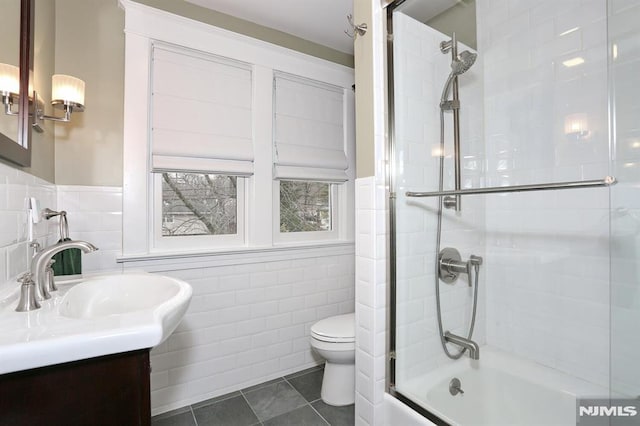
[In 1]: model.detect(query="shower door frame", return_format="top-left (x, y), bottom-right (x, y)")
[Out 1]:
top-left (384, 1), bottom-right (450, 424)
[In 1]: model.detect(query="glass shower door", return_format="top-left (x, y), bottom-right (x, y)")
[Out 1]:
top-left (388, 0), bottom-right (619, 425)
top-left (609, 0), bottom-right (640, 415)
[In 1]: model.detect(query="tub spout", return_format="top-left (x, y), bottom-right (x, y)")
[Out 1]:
top-left (444, 331), bottom-right (480, 360)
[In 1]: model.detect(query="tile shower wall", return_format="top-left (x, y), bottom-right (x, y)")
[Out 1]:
top-left (479, 0), bottom-right (611, 388)
top-left (609, 0), bottom-right (640, 398)
top-left (124, 251), bottom-right (355, 415)
top-left (392, 13), bottom-right (486, 385)
top-left (0, 162), bottom-right (57, 294)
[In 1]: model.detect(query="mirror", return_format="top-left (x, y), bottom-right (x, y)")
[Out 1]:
top-left (0, 0), bottom-right (32, 167)
top-left (0, 1), bottom-right (20, 145)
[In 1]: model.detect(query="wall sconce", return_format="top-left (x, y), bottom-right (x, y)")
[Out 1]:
top-left (564, 113), bottom-right (590, 141)
top-left (0, 64), bottom-right (85, 130)
top-left (34, 74), bottom-right (85, 127)
top-left (0, 63), bottom-right (20, 116)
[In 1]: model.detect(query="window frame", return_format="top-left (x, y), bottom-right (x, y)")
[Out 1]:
top-left (151, 173), bottom-right (247, 251)
top-left (274, 180), bottom-right (340, 244)
top-left (120, 6), bottom-right (355, 259)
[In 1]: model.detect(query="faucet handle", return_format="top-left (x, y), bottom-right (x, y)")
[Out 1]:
top-left (29, 241), bottom-right (42, 259)
top-left (45, 260), bottom-right (58, 293)
top-left (17, 272), bottom-right (34, 284)
top-left (15, 272), bottom-right (41, 312)
top-left (465, 254), bottom-right (483, 287)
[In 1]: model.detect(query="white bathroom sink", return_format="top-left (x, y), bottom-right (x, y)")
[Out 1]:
top-left (0, 272), bottom-right (192, 375)
top-left (59, 274), bottom-right (187, 319)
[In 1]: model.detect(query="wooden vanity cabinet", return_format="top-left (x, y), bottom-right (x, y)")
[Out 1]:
top-left (0, 349), bottom-right (151, 426)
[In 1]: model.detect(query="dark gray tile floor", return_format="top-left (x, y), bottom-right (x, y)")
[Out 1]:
top-left (152, 365), bottom-right (355, 426)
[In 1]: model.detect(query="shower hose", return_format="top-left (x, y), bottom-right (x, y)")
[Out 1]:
top-left (434, 108), bottom-right (481, 360)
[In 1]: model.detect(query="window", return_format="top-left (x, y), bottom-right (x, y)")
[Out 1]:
top-left (161, 172), bottom-right (238, 236)
top-left (275, 180), bottom-right (338, 243)
top-left (272, 74), bottom-right (348, 243)
top-left (280, 181), bottom-right (332, 233)
top-left (153, 172), bottom-right (246, 250)
top-left (148, 45), bottom-right (251, 250)
top-left (121, 27), bottom-right (354, 258)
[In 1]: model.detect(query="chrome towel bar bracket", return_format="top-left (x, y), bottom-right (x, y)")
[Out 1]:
top-left (406, 176), bottom-right (617, 198)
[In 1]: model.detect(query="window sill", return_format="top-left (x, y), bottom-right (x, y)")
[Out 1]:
top-left (116, 241), bottom-right (355, 271)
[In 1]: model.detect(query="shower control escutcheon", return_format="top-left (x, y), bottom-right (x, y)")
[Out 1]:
top-left (449, 378), bottom-right (464, 396)
top-left (439, 247), bottom-right (483, 285)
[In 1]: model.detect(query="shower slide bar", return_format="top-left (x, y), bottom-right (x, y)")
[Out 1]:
top-left (406, 176), bottom-right (617, 198)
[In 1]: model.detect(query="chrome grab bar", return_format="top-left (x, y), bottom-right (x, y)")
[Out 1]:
top-left (406, 176), bottom-right (616, 198)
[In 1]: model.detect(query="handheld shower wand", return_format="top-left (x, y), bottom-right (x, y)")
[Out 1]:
top-left (440, 50), bottom-right (477, 107)
top-left (438, 33), bottom-right (477, 211)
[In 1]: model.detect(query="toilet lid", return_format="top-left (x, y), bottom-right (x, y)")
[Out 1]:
top-left (311, 313), bottom-right (355, 343)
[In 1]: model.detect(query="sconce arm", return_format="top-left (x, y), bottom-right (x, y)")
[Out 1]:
top-left (2, 93), bottom-right (19, 116)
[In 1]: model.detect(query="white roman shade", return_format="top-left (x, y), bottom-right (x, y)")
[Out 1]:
top-left (151, 45), bottom-right (254, 175)
top-left (273, 74), bottom-right (348, 182)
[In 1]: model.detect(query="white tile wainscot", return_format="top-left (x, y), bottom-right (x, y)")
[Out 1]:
top-left (56, 185), bottom-right (123, 273)
top-left (0, 162), bottom-right (57, 294)
top-left (355, 176), bottom-right (387, 426)
top-left (120, 245), bottom-right (355, 415)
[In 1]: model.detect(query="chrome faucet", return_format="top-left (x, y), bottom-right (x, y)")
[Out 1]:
top-left (30, 240), bottom-right (98, 302)
top-left (444, 331), bottom-right (480, 360)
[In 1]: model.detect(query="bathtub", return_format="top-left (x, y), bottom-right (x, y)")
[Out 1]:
top-left (395, 346), bottom-right (609, 426)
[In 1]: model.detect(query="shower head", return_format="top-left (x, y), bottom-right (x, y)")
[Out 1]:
top-left (451, 50), bottom-right (477, 76)
top-left (441, 50), bottom-right (477, 106)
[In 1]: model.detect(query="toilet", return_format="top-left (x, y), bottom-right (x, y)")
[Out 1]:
top-left (309, 313), bottom-right (355, 406)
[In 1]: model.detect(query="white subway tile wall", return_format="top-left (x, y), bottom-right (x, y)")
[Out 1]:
top-left (0, 163), bottom-right (57, 295)
top-left (355, 177), bottom-right (387, 426)
top-left (479, 0), bottom-right (611, 388)
top-left (357, 1), bottom-right (634, 423)
top-left (56, 185), bottom-right (123, 273)
top-left (0, 179), bottom-right (355, 414)
top-left (141, 253), bottom-right (355, 414)
top-left (391, 12), bottom-right (486, 386)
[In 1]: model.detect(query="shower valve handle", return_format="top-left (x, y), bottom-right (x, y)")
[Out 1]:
top-left (464, 255), bottom-right (483, 287)
top-left (439, 248), bottom-right (483, 285)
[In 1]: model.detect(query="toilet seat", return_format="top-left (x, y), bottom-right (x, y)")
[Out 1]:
top-left (310, 313), bottom-right (355, 343)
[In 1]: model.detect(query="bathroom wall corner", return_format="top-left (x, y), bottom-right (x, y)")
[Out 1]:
top-left (355, 175), bottom-right (388, 426)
